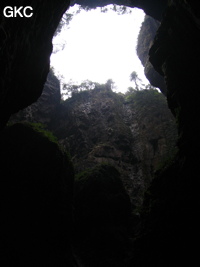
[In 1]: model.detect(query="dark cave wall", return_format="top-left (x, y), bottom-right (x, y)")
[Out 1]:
top-left (10, 69), bottom-right (61, 126)
top-left (132, 2), bottom-right (200, 265)
top-left (0, 0), bottom-right (70, 128)
top-left (0, 123), bottom-right (74, 266)
top-left (149, 1), bottom-right (200, 158)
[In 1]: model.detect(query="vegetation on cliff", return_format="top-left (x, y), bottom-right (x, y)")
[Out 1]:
top-left (8, 74), bottom-right (178, 266)
top-left (10, 75), bottom-right (177, 211)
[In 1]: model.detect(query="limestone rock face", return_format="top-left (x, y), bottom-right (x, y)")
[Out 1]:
top-left (137, 15), bottom-right (167, 95)
top-left (11, 84), bottom-right (177, 209)
top-left (50, 87), bottom-right (177, 209)
top-left (10, 70), bottom-right (61, 126)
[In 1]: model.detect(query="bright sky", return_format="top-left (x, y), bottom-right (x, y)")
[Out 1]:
top-left (50, 5), bottom-right (149, 94)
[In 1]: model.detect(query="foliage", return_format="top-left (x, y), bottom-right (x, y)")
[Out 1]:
top-left (54, 6), bottom-right (82, 37)
top-left (73, 4), bottom-right (132, 15)
top-left (75, 168), bottom-right (92, 181)
top-left (125, 86), bottom-right (166, 106)
top-left (54, 4), bottom-right (132, 38)
top-left (101, 4), bottom-right (132, 15)
top-left (129, 71), bottom-right (143, 90)
top-left (62, 79), bottom-right (115, 99)
top-left (130, 71), bottom-right (139, 82)
top-left (24, 122), bottom-right (58, 143)
top-left (62, 79), bottom-right (95, 97)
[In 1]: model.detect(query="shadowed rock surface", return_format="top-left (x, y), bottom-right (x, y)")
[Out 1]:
top-left (137, 15), bottom-right (167, 95)
top-left (10, 77), bottom-right (178, 209)
top-left (73, 164), bottom-right (133, 267)
top-left (0, 0), bottom-right (70, 128)
top-left (1, 0), bottom-right (200, 265)
top-left (10, 69), bottom-right (61, 126)
top-left (55, 87), bottom-right (177, 210)
top-left (0, 123), bottom-right (74, 266)
top-left (9, 75), bottom-right (178, 265)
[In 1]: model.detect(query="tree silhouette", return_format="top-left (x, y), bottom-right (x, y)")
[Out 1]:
top-left (130, 71), bottom-right (142, 90)
top-left (105, 79), bottom-right (115, 91)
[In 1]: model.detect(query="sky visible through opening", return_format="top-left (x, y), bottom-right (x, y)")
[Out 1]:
top-left (50, 5), bottom-right (149, 94)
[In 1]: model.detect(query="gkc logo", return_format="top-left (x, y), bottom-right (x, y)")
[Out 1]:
top-left (3, 6), bottom-right (33, 17)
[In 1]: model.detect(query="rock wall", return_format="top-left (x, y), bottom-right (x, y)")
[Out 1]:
top-left (0, 123), bottom-right (74, 266)
top-left (73, 164), bottom-right (133, 266)
top-left (131, 2), bottom-right (200, 265)
top-left (149, 1), bottom-right (200, 160)
top-left (137, 15), bottom-right (167, 95)
top-left (58, 88), bottom-right (177, 208)
top-left (10, 69), bottom-right (61, 126)
top-left (13, 82), bottom-right (177, 209)
top-left (0, 0), bottom-right (70, 128)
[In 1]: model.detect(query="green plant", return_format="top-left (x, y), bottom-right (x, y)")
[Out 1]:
top-left (24, 122), bottom-right (58, 143)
